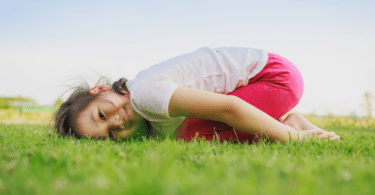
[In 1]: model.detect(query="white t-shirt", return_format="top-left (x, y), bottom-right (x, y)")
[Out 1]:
top-left (126, 47), bottom-right (268, 137)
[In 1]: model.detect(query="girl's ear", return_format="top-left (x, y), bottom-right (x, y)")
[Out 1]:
top-left (89, 85), bottom-right (112, 94)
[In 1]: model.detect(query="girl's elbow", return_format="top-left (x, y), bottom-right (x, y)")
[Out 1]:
top-left (219, 95), bottom-right (241, 120)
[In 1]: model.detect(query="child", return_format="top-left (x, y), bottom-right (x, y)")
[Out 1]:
top-left (54, 47), bottom-right (340, 142)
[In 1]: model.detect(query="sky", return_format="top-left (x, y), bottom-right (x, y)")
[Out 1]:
top-left (0, 0), bottom-right (374, 116)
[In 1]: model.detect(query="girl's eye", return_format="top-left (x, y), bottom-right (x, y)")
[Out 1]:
top-left (99, 111), bottom-right (105, 120)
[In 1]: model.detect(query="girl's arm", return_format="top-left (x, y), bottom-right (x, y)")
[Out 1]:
top-left (169, 87), bottom-right (337, 142)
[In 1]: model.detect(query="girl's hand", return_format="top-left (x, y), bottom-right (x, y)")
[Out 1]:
top-left (298, 129), bottom-right (340, 141)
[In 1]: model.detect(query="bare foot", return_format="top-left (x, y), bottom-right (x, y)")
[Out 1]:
top-left (282, 113), bottom-right (340, 141)
top-left (282, 112), bottom-right (317, 131)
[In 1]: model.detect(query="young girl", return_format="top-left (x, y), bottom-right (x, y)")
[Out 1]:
top-left (54, 47), bottom-right (340, 143)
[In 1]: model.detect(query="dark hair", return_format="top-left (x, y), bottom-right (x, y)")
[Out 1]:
top-left (111, 78), bottom-right (128, 95)
top-left (54, 77), bottom-right (131, 139)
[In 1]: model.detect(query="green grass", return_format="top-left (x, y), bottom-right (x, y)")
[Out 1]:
top-left (0, 118), bottom-right (374, 195)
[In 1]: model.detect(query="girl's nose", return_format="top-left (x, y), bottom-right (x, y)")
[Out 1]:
top-left (108, 114), bottom-right (123, 128)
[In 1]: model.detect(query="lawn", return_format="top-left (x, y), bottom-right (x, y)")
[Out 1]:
top-left (0, 115), bottom-right (374, 195)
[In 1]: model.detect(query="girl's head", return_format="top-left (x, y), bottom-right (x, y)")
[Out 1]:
top-left (54, 78), bottom-right (143, 140)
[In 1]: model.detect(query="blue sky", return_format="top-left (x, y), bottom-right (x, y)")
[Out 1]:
top-left (0, 0), bottom-right (374, 116)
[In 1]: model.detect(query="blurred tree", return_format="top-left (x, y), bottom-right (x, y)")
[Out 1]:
top-left (0, 98), bottom-right (12, 109)
top-left (55, 98), bottom-right (64, 108)
top-left (4, 96), bottom-right (35, 102)
top-left (363, 91), bottom-right (374, 118)
top-left (0, 96), bottom-right (36, 109)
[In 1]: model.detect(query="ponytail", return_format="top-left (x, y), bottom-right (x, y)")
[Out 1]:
top-left (111, 78), bottom-right (128, 95)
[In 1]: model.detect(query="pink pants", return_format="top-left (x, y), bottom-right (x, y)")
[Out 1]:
top-left (175, 53), bottom-right (304, 144)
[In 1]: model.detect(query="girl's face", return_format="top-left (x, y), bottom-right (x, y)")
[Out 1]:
top-left (76, 85), bottom-right (142, 140)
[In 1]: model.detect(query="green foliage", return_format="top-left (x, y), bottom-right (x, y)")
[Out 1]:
top-left (0, 98), bottom-right (12, 109)
top-left (0, 96), bottom-right (36, 103)
top-left (0, 96), bottom-right (36, 110)
top-left (0, 122), bottom-right (374, 195)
